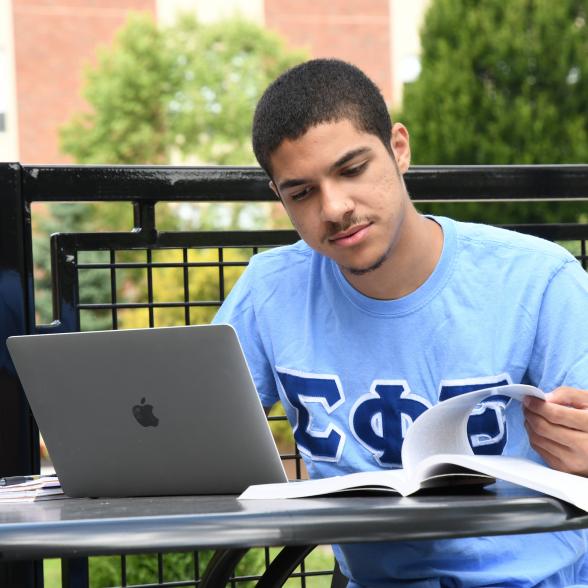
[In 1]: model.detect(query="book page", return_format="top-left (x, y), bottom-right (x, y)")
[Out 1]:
top-left (239, 468), bottom-right (409, 499)
top-left (0, 476), bottom-right (64, 503)
top-left (414, 454), bottom-right (588, 512)
top-left (401, 384), bottom-right (545, 473)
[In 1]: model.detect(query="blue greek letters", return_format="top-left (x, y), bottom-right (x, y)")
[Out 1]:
top-left (276, 367), bottom-right (345, 461)
top-left (438, 375), bottom-right (511, 454)
top-left (349, 381), bottom-right (430, 467)
top-left (276, 368), bottom-right (513, 462)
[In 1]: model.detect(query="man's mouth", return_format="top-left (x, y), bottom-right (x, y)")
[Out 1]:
top-left (328, 222), bottom-right (372, 247)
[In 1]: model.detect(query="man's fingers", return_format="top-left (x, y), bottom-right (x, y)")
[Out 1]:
top-left (547, 387), bottom-right (588, 409)
top-left (526, 429), bottom-right (588, 475)
top-left (525, 412), bottom-right (588, 475)
top-left (524, 392), bottom-right (588, 432)
top-left (527, 439), bottom-right (566, 472)
top-left (524, 412), bottom-right (575, 449)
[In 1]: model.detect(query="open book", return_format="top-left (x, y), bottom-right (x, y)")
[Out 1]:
top-left (240, 384), bottom-right (588, 512)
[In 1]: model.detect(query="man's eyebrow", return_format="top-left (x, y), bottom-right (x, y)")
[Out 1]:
top-left (330, 147), bottom-right (372, 172)
top-left (277, 147), bottom-right (372, 192)
top-left (277, 177), bottom-right (310, 191)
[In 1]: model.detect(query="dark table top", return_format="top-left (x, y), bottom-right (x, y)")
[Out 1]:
top-left (1, 482), bottom-right (587, 560)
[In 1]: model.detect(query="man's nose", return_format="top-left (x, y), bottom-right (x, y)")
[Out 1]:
top-left (319, 182), bottom-right (354, 223)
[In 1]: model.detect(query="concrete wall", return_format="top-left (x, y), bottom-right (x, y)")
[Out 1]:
top-left (157, 0), bottom-right (264, 25)
top-left (265, 0), bottom-right (392, 102)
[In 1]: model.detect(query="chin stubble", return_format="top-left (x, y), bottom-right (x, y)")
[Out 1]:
top-left (342, 241), bottom-right (394, 276)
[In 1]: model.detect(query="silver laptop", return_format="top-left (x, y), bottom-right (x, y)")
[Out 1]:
top-left (7, 324), bottom-right (287, 498)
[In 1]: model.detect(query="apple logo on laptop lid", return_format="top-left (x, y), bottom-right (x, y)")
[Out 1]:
top-left (132, 397), bottom-right (159, 427)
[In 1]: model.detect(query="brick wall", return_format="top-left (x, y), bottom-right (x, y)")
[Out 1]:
top-left (264, 0), bottom-right (392, 103)
top-left (13, 0), bottom-right (155, 163)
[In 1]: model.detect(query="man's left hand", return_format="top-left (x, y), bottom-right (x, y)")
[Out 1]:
top-left (523, 386), bottom-right (588, 476)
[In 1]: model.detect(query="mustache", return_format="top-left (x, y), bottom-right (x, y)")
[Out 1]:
top-left (323, 216), bottom-right (373, 241)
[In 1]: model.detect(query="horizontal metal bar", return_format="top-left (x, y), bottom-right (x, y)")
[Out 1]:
top-left (76, 261), bottom-right (249, 270)
top-left (77, 301), bottom-right (221, 310)
top-left (110, 580), bottom-right (197, 588)
top-left (22, 165), bottom-right (588, 202)
top-left (230, 571), bottom-right (334, 582)
top-left (502, 224), bottom-right (588, 240)
top-left (53, 230), bottom-right (299, 251)
top-left (23, 165), bottom-right (273, 202)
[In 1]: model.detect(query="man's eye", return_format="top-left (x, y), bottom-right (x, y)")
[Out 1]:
top-left (342, 162), bottom-right (367, 177)
top-left (290, 187), bottom-right (313, 201)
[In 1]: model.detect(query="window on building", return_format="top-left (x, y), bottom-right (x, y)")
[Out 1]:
top-left (400, 54), bottom-right (421, 84)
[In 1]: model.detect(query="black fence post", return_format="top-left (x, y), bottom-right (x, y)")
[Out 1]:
top-left (0, 162), bottom-right (42, 585)
top-left (0, 162), bottom-right (39, 475)
top-left (62, 558), bottom-right (90, 588)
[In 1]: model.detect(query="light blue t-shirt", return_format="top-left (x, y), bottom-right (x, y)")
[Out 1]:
top-left (214, 216), bottom-right (588, 587)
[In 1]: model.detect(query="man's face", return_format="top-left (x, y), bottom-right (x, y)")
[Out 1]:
top-left (269, 119), bottom-right (412, 276)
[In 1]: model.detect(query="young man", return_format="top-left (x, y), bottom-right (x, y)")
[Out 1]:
top-left (214, 59), bottom-right (588, 586)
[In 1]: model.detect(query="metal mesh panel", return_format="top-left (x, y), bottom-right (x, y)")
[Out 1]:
top-left (76, 246), bottom-right (251, 331)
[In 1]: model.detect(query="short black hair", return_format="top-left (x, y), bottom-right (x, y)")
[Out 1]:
top-left (252, 59), bottom-right (392, 177)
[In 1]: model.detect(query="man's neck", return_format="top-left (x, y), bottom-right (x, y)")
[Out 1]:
top-left (341, 214), bottom-right (444, 300)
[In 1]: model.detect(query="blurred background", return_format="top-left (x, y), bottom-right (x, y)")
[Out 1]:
top-left (0, 0), bottom-right (430, 165)
top-left (1, 0), bottom-right (586, 168)
top-left (2, 0), bottom-right (586, 330)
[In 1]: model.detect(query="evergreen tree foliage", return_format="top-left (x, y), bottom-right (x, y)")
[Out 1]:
top-left (398, 0), bottom-right (588, 223)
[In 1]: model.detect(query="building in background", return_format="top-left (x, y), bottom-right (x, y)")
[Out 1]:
top-left (1, 0), bottom-right (156, 163)
top-left (0, 0), bottom-right (19, 161)
top-left (0, 0), bottom-right (430, 163)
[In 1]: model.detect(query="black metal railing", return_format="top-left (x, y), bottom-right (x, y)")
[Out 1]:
top-left (1, 162), bottom-right (587, 588)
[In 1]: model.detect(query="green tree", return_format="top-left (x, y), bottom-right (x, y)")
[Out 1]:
top-left (398, 0), bottom-right (588, 224)
top-left (60, 12), bottom-right (306, 165)
top-left (34, 12), bottom-right (302, 327)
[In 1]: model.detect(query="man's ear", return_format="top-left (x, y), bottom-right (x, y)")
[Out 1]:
top-left (269, 179), bottom-right (298, 228)
top-left (269, 180), bottom-right (280, 200)
top-left (390, 123), bottom-right (411, 174)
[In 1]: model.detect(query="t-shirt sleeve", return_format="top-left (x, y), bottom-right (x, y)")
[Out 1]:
top-left (212, 260), bottom-right (280, 408)
top-left (528, 258), bottom-right (588, 391)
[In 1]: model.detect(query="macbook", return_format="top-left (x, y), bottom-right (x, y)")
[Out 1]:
top-left (7, 324), bottom-right (287, 497)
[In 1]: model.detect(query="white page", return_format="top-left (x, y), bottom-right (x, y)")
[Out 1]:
top-left (414, 454), bottom-right (588, 512)
top-left (401, 384), bottom-right (544, 472)
top-left (239, 468), bottom-right (409, 499)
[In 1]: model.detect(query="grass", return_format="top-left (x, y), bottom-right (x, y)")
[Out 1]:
top-left (44, 559), bottom-right (62, 586)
